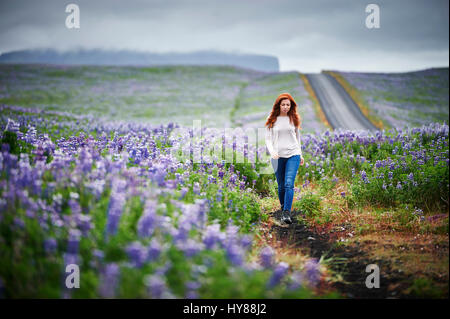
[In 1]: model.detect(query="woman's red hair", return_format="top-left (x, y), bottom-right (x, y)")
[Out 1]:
top-left (265, 92), bottom-right (302, 130)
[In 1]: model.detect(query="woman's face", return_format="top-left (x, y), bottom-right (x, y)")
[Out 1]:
top-left (280, 99), bottom-right (291, 114)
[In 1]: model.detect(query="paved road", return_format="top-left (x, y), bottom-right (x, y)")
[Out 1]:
top-left (306, 73), bottom-right (379, 132)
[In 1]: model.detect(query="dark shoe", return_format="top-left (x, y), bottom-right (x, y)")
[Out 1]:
top-left (281, 210), bottom-right (292, 224)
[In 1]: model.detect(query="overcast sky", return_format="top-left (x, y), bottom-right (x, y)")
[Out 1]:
top-left (0, 0), bottom-right (448, 73)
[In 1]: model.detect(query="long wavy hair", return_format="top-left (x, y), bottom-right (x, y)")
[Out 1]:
top-left (265, 92), bottom-right (302, 130)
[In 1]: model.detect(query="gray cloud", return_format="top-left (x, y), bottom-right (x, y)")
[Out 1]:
top-left (0, 0), bottom-right (448, 72)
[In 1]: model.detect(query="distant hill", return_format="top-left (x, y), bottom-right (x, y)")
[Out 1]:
top-left (0, 48), bottom-right (279, 72)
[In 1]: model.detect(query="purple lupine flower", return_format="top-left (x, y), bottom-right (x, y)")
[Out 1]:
top-left (267, 262), bottom-right (289, 288)
top-left (150, 164), bottom-right (167, 187)
top-left (126, 241), bottom-right (147, 268)
top-left (145, 274), bottom-right (168, 299)
top-left (173, 219), bottom-right (190, 243)
top-left (216, 190), bottom-right (223, 202)
top-left (392, 146), bottom-right (397, 155)
top-left (93, 249), bottom-right (104, 261)
top-left (164, 179), bottom-right (177, 189)
top-left (98, 263), bottom-right (120, 298)
top-left (203, 223), bottom-right (226, 249)
top-left (194, 198), bottom-right (209, 228)
top-left (177, 238), bottom-right (204, 258)
top-left (225, 222), bottom-right (239, 243)
top-left (14, 217), bottom-right (25, 229)
top-left (67, 229), bottom-right (81, 255)
top-left (76, 213), bottom-right (92, 235)
top-left (207, 175), bottom-right (217, 184)
top-left (147, 238), bottom-right (163, 262)
top-left (412, 208), bottom-right (425, 222)
top-left (259, 246), bottom-right (275, 269)
top-left (44, 238), bottom-right (58, 254)
top-left (63, 251), bottom-right (79, 268)
top-left (360, 170), bottom-right (367, 180)
top-left (340, 191), bottom-right (345, 198)
top-left (434, 156), bottom-right (440, 166)
top-left (302, 179), bottom-right (310, 189)
top-left (193, 182), bottom-right (201, 195)
top-left (240, 234), bottom-right (252, 250)
top-left (225, 243), bottom-right (245, 267)
top-left (360, 170), bottom-right (369, 184)
top-left (105, 178), bottom-right (127, 237)
top-left (76, 147), bottom-right (93, 174)
top-left (137, 199), bottom-right (158, 238)
top-left (154, 261), bottom-right (172, 276)
top-left (375, 160), bottom-right (382, 169)
top-left (396, 181), bottom-right (402, 190)
top-left (179, 187), bottom-right (188, 200)
top-left (288, 271), bottom-right (304, 291)
top-left (303, 258), bottom-right (321, 287)
top-left (185, 281), bottom-right (201, 299)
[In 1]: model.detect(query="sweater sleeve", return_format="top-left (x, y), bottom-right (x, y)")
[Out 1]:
top-left (265, 125), bottom-right (276, 157)
top-left (295, 127), bottom-right (303, 158)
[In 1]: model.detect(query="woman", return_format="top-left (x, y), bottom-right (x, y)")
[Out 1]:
top-left (265, 92), bottom-right (304, 224)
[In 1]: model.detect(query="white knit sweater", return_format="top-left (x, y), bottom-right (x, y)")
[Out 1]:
top-left (265, 115), bottom-right (303, 158)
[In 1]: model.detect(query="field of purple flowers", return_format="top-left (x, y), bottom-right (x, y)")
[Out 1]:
top-left (0, 104), bottom-right (333, 298)
top-left (1, 102), bottom-right (448, 298)
top-left (335, 68), bottom-right (449, 130)
top-left (0, 64), bottom-right (448, 298)
top-left (300, 123), bottom-right (449, 214)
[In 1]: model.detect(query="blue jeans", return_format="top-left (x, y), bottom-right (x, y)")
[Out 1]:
top-left (271, 155), bottom-right (300, 212)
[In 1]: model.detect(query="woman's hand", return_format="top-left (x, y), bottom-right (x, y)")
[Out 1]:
top-left (300, 156), bottom-right (304, 166)
top-left (271, 152), bottom-right (280, 159)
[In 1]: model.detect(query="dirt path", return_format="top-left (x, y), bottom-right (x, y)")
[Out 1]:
top-left (262, 209), bottom-right (415, 298)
